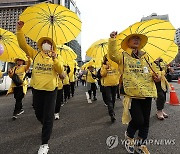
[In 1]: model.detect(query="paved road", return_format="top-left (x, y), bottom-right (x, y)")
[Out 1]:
top-left (0, 81), bottom-right (180, 154)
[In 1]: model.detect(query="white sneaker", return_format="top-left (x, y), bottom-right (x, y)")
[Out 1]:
top-left (38, 144), bottom-right (49, 154)
top-left (54, 113), bottom-right (60, 120)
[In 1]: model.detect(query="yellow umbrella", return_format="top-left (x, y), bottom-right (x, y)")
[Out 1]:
top-left (19, 2), bottom-right (81, 44)
top-left (0, 28), bottom-right (27, 62)
top-left (116, 19), bottom-right (176, 62)
top-left (81, 61), bottom-right (94, 70)
top-left (57, 45), bottom-right (77, 63)
top-left (88, 58), bottom-right (102, 68)
top-left (86, 39), bottom-right (108, 59)
top-left (160, 42), bottom-right (178, 64)
top-left (67, 59), bottom-right (78, 67)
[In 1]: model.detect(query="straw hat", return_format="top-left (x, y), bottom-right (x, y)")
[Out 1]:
top-left (121, 34), bottom-right (148, 50)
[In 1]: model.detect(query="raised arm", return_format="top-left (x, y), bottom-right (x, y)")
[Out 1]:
top-left (16, 21), bottom-right (37, 59)
top-left (108, 31), bottom-right (122, 65)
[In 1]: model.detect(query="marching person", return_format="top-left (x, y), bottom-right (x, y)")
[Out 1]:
top-left (154, 58), bottom-right (170, 120)
top-left (108, 31), bottom-right (160, 154)
top-left (16, 21), bottom-right (64, 154)
top-left (100, 55), bottom-right (120, 123)
top-left (81, 68), bottom-right (87, 86)
top-left (69, 67), bottom-right (76, 97)
top-left (54, 74), bottom-right (65, 120)
top-left (7, 56), bottom-right (31, 120)
top-left (63, 65), bottom-right (70, 104)
top-left (86, 65), bottom-right (97, 101)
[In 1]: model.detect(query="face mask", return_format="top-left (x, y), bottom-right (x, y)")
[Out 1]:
top-left (42, 43), bottom-right (52, 51)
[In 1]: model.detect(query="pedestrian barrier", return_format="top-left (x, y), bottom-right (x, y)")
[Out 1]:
top-left (166, 84), bottom-right (180, 106)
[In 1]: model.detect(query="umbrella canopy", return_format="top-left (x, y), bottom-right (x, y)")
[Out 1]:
top-left (81, 61), bottom-right (94, 70)
top-left (116, 19), bottom-right (176, 62)
top-left (160, 42), bottom-right (178, 64)
top-left (56, 45), bottom-right (77, 63)
top-left (67, 59), bottom-right (78, 67)
top-left (0, 28), bottom-right (27, 62)
top-left (19, 2), bottom-right (81, 44)
top-left (86, 39), bottom-right (108, 59)
top-left (89, 58), bottom-right (102, 68)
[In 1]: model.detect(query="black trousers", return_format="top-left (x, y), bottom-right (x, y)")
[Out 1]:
top-left (70, 82), bottom-right (75, 96)
top-left (63, 84), bottom-right (70, 100)
top-left (155, 82), bottom-right (166, 110)
top-left (127, 98), bottom-right (152, 141)
top-left (100, 85), bottom-right (107, 105)
top-left (81, 80), bottom-right (86, 86)
top-left (116, 85), bottom-right (120, 98)
top-left (32, 88), bottom-right (57, 144)
top-left (104, 86), bottom-right (117, 116)
top-left (88, 83), bottom-right (97, 98)
top-left (55, 89), bottom-right (63, 113)
top-left (13, 86), bottom-right (24, 114)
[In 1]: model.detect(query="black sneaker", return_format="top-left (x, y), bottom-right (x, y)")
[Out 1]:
top-left (93, 97), bottom-right (97, 101)
top-left (110, 115), bottom-right (116, 123)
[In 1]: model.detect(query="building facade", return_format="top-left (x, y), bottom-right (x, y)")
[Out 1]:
top-left (0, 0), bottom-right (82, 65)
top-left (141, 13), bottom-right (169, 21)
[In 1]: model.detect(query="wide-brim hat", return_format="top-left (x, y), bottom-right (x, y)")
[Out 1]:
top-left (121, 34), bottom-right (148, 51)
top-left (37, 37), bottom-right (56, 52)
top-left (14, 58), bottom-right (25, 63)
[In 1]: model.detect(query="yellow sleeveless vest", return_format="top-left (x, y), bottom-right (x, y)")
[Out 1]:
top-left (123, 52), bottom-right (157, 98)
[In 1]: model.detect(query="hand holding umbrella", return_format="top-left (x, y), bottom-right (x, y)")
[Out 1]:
top-left (17, 21), bottom-right (24, 30)
top-left (110, 31), bottom-right (118, 39)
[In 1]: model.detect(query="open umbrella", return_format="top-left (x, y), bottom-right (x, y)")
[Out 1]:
top-left (67, 59), bottom-right (78, 67)
top-left (159, 42), bottom-right (178, 64)
top-left (19, 2), bottom-right (81, 44)
top-left (86, 39), bottom-right (108, 59)
top-left (56, 45), bottom-right (77, 63)
top-left (81, 61), bottom-right (94, 70)
top-left (0, 28), bottom-right (27, 62)
top-left (116, 19), bottom-right (176, 62)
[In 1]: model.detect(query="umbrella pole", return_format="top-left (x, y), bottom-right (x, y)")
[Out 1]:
top-left (144, 57), bottom-right (158, 77)
top-left (51, 15), bottom-right (54, 51)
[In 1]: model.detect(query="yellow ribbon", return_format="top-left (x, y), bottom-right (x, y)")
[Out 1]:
top-left (122, 95), bottom-right (132, 124)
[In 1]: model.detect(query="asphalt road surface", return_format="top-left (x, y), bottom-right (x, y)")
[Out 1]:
top-left (0, 81), bottom-right (180, 154)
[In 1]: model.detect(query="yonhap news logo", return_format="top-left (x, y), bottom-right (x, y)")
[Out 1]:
top-left (106, 135), bottom-right (176, 149)
top-left (106, 135), bottom-right (119, 149)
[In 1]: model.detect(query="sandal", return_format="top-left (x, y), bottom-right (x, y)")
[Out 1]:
top-left (162, 111), bottom-right (168, 118)
top-left (156, 111), bottom-right (164, 120)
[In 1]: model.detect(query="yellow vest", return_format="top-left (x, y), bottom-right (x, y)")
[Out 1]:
top-left (7, 65), bottom-right (28, 95)
top-left (57, 77), bottom-right (63, 90)
top-left (101, 65), bottom-right (120, 86)
top-left (86, 70), bottom-right (96, 83)
top-left (69, 71), bottom-right (75, 82)
top-left (123, 52), bottom-right (157, 98)
top-left (63, 72), bottom-right (70, 85)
